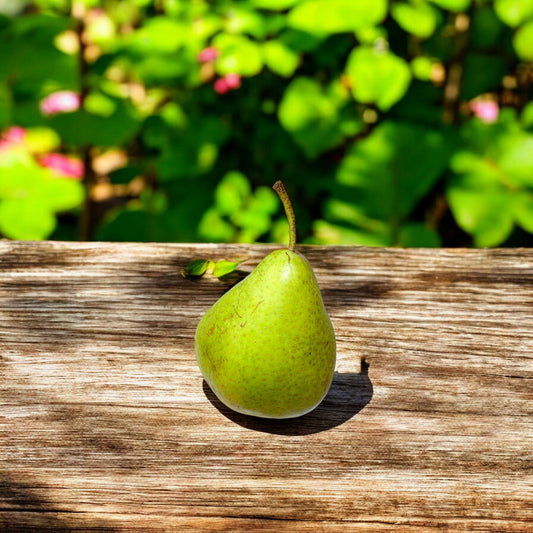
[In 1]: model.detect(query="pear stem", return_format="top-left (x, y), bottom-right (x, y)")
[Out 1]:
top-left (273, 180), bottom-right (297, 251)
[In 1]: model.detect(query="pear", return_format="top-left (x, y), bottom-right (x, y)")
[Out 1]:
top-left (195, 181), bottom-right (336, 419)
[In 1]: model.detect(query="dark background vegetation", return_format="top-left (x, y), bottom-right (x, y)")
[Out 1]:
top-left (0, 0), bottom-right (532, 247)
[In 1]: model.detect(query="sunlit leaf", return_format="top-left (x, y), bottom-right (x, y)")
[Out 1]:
top-left (84, 92), bottom-right (117, 117)
top-left (262, 40), bottom-right (300, 77)
top-left (329, 121), bottom-right (454, 245)
top-left (427, 0), bottom-right (470, 12)
top-left (513, 20), bottom-right (533, 60)
top-left (39, 173), bottom-right (84, 212)
top-left (198, 208), bottom-right (235, 242)
top-left (446, 176), bottom-right (514, 247)
top-left (313, 219), bottom-right (390, 246)
top-left (24, 127), bottom-right (61, 153)
top-left (288, 0), bottom-right (387, 35)
top-left (496, 132), bottom-right (533, 187)
top-left (0, 145), bottom-right (80, 240)
top-left (392, 1), bottom-right (439, 39)
top-left (213, 260), bottom-right (240, 278)
top-left (248, 186), bottom-right (279, 215)
top-left (0, 198), bottom-right (56, 240)
top-left (521, 101), bottom-right (533, 130)
top-left (410, 56), bottom-right (437, 80)
top-left (215, 171), bottom-right (251, 215)
top-left (447, 114), bottom-right (533, 246)
top-left (224, 6), bottom-right (267, 38)
top-left (123, 17), bottom-right (188, 53)
top-left (0, 151), bottom-right (84, 213)
top-left (494, 0), bottom-right (533, 27)
top-left (346, 47), bottom-right (412, 110)
top-left (278, 77), bottom-right (360, 158)
top-left (251, 0), bottom-right (300, 8)
top-left (213, 33), bottom-right (263, 76)
top-left (514, 191), bottom-right (533, 233)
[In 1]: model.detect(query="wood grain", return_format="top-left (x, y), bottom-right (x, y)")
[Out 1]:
top-left (1, 242), bottom-right (532, 532)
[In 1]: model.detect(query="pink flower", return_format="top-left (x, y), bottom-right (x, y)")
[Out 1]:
top-left (0, 126), bottom-right (26, 151)
top-left (39, 153), bottom-right (84, 179)
top-left (470, 100), bottom-right (499, 124)
top-left (214, 77), bottom-right (229, 95)
top-left (3, 126), bottom-right (26, 143)
top-left (40, 91), bottom-right (81, 116)
top-left (197, 46), bottom-right (219, 63)
top-left (213, 73), bottom-right (241, 95)
top-left (224, 73), bottom-right (241, 90)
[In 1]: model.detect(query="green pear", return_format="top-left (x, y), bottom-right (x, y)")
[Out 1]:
top-left (195, 181), bottom-right (336, 418)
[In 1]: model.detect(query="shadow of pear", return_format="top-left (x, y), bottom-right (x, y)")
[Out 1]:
top-left (202, 362), bottom-right (373, 436)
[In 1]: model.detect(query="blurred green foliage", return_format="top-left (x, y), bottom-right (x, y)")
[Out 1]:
top-left (0, 0), bottom-right (532, 246)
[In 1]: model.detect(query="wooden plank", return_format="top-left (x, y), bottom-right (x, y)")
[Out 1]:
top-left (1, 241), bottom-right (532, 532)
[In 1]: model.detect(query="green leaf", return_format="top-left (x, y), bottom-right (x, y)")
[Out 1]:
top-left (215, 172), bottom-right (251, 215)
top-left (213, 260), bottom-right (240, 278)
top-left (410, 56), bottom-right (437, 80)
top-left (496, 132), bottom-right (533, 187)
top-left (391, 1), bottom-right (439, 39)
top-left (123, 17), bottom-right (188, 53)
top-left (262, 40), bottom-right (300, 77)
top-left (50, 103), bottom-right (139, 149)
top-left (354, 26), bottom-right (388, 45)
top-left (251, 0), bottom-right (300, 8)
top-left (155, 115), bottom-right (228, 181)
top-left (84, 92), bottom-right (117, 117)
top-left (400, 223), bottom-right (441, 247)
top-left (288, 0), bottom-right (387, 36)
top-left (223, 6), bottom-right (267, 38)
top-left (0, 81), bottom-right (11, 129)
top-left (278, 77), bottom-right (359, 158)
top-left (213, 33), bottom-right (263, 76)
top-left (278, 28), bottom-right (323, 52)
top-left (198, 208), bottom-right (235, 242)
top-left (0, 148), bottom-right (81, 240)
top-left (158, 142), bottom-right (219, 181)
top-left (336, 122), bottom-right (454, 217)
top-left (514, 191), bottom-right (533, 233)
top-left (313, 219), bottom-right (390, 246)
top-left (232, 208), bottom-right (271, 242)
top-left (249, 186), bottom-right (279, 215)
top-left (494, 0), bottom-right (533, 27)
top-left (346, 47), bottom-right (412, 111)
top-left (446, 176), bottom-right (514, 247)
top-left (458, 117), bottom-right (533, 187)
top-left (182, 259), bottom-right (211, 278)
top-left (24, 127), bottom-right (61, 153)
top-left (0, 198), bottom-right (56, 240)
top-left (323, 199), bottom-right (390, 236)
top-left (521, 101), bottom-right (533, 129)
top-left (427, 0), bottom-right (470, 12)
top-left (513, 21), bottom-right (533, 61)
top-left (330, 121), bottom-right (454, 245)
top-left (0, 150), bottom-right (84, 215)
top-left (448, 114), bottom-right (533, 246)
top-left (39, 174), bottom-right (84, 212)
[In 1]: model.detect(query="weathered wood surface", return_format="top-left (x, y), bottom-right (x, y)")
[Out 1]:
top-left (1, 241), bottom-right (532, 532)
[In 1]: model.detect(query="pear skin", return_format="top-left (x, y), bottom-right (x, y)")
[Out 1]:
top-left (195, 248), bottom-right (336, 419)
